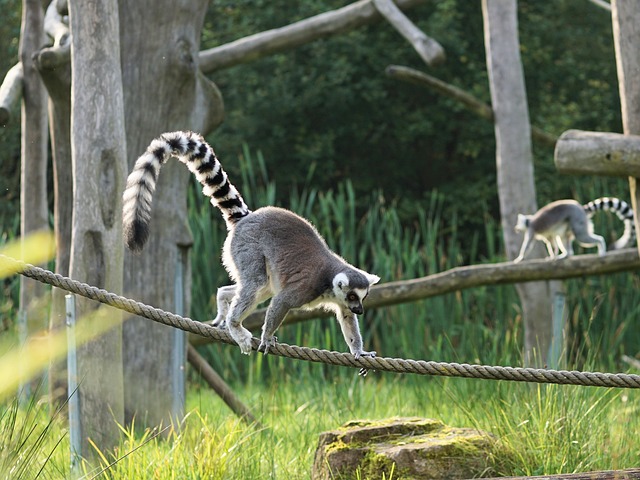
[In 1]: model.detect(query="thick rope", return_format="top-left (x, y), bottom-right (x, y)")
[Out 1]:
top-left (4, 253), bottom-right (640, 389)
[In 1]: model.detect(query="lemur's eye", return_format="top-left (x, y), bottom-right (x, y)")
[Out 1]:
top-left (347, 293), bottom-right (358, 302)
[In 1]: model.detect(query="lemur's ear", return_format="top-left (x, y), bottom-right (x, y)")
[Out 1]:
top-left (333, 272), bottom-right (349, 290)
top-left (366, 273), bottom-right (380, 286)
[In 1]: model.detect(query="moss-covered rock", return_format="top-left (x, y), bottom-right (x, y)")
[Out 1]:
top-left (312, 417), bottom-right (504, 480)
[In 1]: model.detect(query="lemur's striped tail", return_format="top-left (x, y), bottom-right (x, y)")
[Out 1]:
top-left (583, 197), bottom-right (635, 250)
top-left (122, 131), bottom-right (251, 252)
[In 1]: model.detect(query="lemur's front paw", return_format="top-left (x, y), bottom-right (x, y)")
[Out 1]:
top-left (353, 350), bottom-right (376, 360)
top-left (259, 335), bottom-right (278, 355)
top-left (229, 326), bottom-right (253, 355)
top-left (513, 256), bottom-right (523, 263)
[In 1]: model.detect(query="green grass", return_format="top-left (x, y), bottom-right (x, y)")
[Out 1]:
top-left (3, 146), bottom-right (640, 478)
top-left (7, 373), bottom-right (640, 479)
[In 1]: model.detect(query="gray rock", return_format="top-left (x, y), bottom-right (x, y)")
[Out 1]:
top-left (312, 417), bottom-right (504, 480)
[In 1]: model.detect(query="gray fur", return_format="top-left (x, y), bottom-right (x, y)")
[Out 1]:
top-left (123, 131), bottom-right (380, 357)
top-left (513, 197), bottom-right (635, 263)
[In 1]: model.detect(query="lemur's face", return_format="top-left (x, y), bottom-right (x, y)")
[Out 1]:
top-left (332, 271), bottom-right (379, 314)
top-left (515, 214), bottom-right (530, 232)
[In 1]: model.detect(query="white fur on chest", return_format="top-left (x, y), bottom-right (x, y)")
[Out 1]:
top-left (534, 221), bottom-right (570, 240)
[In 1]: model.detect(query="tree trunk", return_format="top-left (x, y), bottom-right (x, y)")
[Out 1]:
top-left (34, 4), bottom-right (73, 407)
top-left (68, 0), bottom-right (127, 456)
top-left (611, 0), bottom-right (640, 256)
top-left (18, 0), bottom-right (50, 395)
top-left (118, 0), bottom-right (223, 430)
top-left (482, 0), bottom-right (562, 367)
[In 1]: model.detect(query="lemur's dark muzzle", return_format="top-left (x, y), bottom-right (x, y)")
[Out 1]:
top-left (350, 304), bottom-right (363, 315)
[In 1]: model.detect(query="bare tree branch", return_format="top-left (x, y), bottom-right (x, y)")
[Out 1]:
top-left (191, 249), bottom-right (640, 346)
top-left (0, 63), bottom-right (23, 125)
top-left (386, 64), bottom-right (558, 148)
top-left (372, 0), bottom-right (444, 66)
top-left (589, 0), bottom-right (612, 11)
top-left (198, 0), bottom-right (428, 73)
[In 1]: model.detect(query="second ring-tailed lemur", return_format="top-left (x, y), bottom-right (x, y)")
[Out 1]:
top-left (513, 197), bottom-right (635, 263)
top-left (123, 131), bottom-right (380, 358)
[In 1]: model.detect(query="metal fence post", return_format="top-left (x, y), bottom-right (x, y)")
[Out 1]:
top-left (66, 294), bottom-right (81, 475)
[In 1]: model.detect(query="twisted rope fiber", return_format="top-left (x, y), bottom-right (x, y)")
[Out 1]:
top-left (5, 253), bottom-right (640, 389)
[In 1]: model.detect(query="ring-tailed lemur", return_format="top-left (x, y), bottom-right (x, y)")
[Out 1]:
top-left (122, 131), bottom-right (380, 358)
top-left (513, 197), bottom-right (635, 263)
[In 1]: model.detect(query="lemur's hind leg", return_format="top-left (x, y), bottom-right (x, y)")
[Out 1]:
top-left (225, 260), bottom-right (271, 355)
top-left (212, 285), bottom-right (236, 328)
top-left (225, 284), bottom-right (265, 354)
top-left (573, 219), bottom-right (606, 255)
top-left (260, 294), bottom-right (293, 354)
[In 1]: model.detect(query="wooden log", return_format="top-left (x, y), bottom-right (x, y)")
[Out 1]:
top-left (190, 249), bottom-right (640, 346)
top-left (554, 129), bottom-right (640, 177)
top-left (385, 65), bottom-right (557, 148)
top-left (484, 467), bottom-right (640, 479)
top-left (198, 0), bottom-right (428, 73)
top-left (187, 345), bottom-right (261, 427)
top-left (372, 0), bottom-right (444, 66)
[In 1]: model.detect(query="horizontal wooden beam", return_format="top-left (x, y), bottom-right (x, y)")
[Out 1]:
top-left (554, 129), bottom-right (640, 177)
top-left (190, 248), bottom-right (640, 346)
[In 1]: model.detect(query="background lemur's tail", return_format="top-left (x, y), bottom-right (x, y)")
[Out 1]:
top-left (122, 131), bottom-right (251, 252)
top-left (583, 197), bottom-right (635, 250)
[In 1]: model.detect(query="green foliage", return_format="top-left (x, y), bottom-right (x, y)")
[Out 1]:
top-left (6, 376), bottom-right (640, 478)
top-left (202, 0), bottom-right (622, 249)
top-left (0, 0), bottom-right (22, 233)
top-left (0, 388), bottom-right (67, 480)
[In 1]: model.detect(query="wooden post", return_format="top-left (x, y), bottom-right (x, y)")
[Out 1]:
top-left (482, 0), bottom-right (562, 367)
top-left (68, 0), bottom-right (126, 456)
top-left (18, 0), bottom-right (50, 395)
top-left (612, 0), bottom-right (640, 256)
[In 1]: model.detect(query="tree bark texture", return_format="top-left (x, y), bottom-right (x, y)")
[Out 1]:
top-left (482, 0), bottom-right (561, 367)
top-left (555, 129), bottom-right (640, 177)
top-left (35, 32), bottom-right (72, 406)
top-left (18, 0), bottom-right (50, 395)
top-left (118, 0), bottom-right (223, 430)
top-left (68, 0), bottom-right (127, 456)
top-left (611, 0), bottom-right (640, 256)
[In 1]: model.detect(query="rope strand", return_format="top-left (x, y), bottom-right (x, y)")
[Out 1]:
top-left (3, 253), bottom-right (640, 389)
